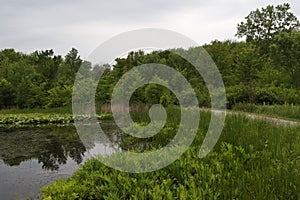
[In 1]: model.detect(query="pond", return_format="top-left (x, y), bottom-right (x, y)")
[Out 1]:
top-left (0, 122), bottom-right (120, 200)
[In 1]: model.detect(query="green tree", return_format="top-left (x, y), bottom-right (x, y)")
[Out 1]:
top-left (64, 48), bottom-right (82, 73)
top-left (203, 40), bottom-right (238, 87)
top-left (46, 85), bottom-right (73, 108)
top-left (96, 67), bottom-right (115, 105)
top-left (16, 76), bottom-right (45, 108)
top-left (0, 78), bottom-right (15, 108)
top-left (30, 49), bottom-right (62, 86)
top-left (0, 49), bottom-right (23, 64)
top-left (145, 76), bottom-right (175, 107)
top-left (234, 43), bottom-right (264, 103)
top-left (270, 30), bottom-right (300, 88)
top-left (236, 3), bottom-right (300, 42)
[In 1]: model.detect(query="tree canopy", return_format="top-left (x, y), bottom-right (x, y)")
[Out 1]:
top-left (236, 3), bottom-right (300, 42)
top-left (0, 3), bottom-right (300, 109)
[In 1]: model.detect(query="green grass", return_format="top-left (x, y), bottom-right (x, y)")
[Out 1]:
top-left (42, 108), bottom-right (300, 199)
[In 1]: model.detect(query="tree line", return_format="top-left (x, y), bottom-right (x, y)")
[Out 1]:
top-left (0, 3), bottom-right (300, 109)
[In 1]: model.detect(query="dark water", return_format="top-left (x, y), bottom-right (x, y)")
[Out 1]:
top-left (0, 122), bottom-right (120, 200)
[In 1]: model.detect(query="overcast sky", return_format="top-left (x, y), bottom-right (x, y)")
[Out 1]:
top-left (1, 0), bottom-right (299, 58)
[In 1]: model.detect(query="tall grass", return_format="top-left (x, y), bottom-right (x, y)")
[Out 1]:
top-left (97, 103), bottom-right (150, 114)
top-left (42, 108), bottom-right (300, 199)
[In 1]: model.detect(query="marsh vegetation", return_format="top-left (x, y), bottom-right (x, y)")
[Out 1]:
top-left (42, 109), bottom-right (300, 199)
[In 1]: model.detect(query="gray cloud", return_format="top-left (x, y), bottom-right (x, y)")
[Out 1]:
top-left (0, 0), bottom-right (299, 57)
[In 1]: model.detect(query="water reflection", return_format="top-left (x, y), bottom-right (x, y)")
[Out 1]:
top-left (0, 122), bottom-right (121, 200)
top-left (0, 125), bottom-right (86, 171)
top-left (0, 122), bottom-right (120, 171)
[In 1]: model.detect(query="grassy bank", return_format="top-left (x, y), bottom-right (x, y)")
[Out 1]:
top-left (0, 107), bottom-right (113, 126)
top-left (232, 103), bottom-right (300, 121)
top-left (0, 113), bottom-right (74, 125)
top-left (42, 109), bottom-right (300, 199)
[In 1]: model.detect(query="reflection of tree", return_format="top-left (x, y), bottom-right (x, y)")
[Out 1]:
top-left (37, 141), bottom-right (68, 171)
top-left (0, 125), bottom-right (86, 171)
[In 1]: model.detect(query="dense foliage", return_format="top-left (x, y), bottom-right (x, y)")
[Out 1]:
top-left (0, 48), bottom-right (81, 109)
top-left (93, 30), bottom-right (300, 108)
top-left (0, 3), bottom-right (299, 110)
top-left (236, 3), bottom-right (300, 42)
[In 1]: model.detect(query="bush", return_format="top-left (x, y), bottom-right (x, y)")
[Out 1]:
top-left (255, 88), bottom-right (279, 105)
top-left (46, 85), bottom-right (72, 108)
top-left (226, 84), bottom-right (248, 105)
top-left (0, 78), bottom-right (15, 108)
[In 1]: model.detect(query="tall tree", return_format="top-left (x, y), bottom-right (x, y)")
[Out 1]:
top-left (270, 30), bottom-right (300, 88)
top-left (16, 76), bottom-right (45, 108)
top-left (233, 43), bottom-right (264, 103)
top-left (236, 3), bottom-right (300, 50)
top-left (0, 78), bottom-right (15, 108)
top-left (203, 40), bottom-right (238, 86)
top-left (30, 49), bottom-right (62, 85)
top-left (57, 48), bottom-right (82, 85)
top-left (64, 48), bottom-right (82, 74)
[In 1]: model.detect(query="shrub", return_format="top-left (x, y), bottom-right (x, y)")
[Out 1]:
top-left (46, 85), bottom-right (72, 108)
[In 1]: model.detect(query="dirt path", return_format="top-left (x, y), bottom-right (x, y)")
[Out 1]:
top-left (210, 109), bottom-right (300, 126)
top-left (242, 113), bottom-right (300, 126)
